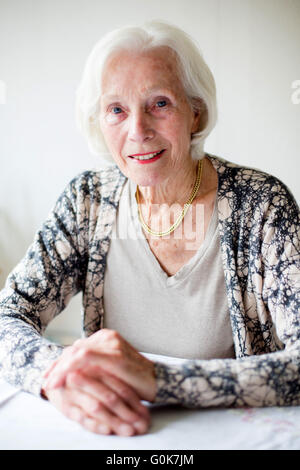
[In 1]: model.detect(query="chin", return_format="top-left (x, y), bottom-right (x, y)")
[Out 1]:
top-left (129, 171), bottom-right (163, 188)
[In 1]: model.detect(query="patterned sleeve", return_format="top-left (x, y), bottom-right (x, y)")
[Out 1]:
top-left (0, 176), bottom-right (87, 396)
top-left (154, 179), bottom-right (300, 408)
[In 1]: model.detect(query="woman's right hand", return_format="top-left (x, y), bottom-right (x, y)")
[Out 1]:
top-left (42, 365), bottom-right (151, 437)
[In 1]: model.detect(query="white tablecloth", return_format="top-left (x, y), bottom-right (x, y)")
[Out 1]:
top-left (1, 353), bottom-right (300, 450)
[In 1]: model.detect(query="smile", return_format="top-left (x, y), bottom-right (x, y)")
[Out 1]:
top-left (128, 149), bottom-right (165, 162)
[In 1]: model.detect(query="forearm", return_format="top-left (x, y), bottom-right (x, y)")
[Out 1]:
top-left (0, 313), bottom-right (63, 396)
top-left (154, 346), bottom-right (300, 408)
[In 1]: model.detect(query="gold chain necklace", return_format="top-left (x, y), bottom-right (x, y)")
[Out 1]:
top-left (135, 159), bottom-right (203, 237)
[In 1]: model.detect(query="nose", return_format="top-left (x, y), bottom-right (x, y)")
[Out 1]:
top-left (128, 110), bottom-right (155, 143)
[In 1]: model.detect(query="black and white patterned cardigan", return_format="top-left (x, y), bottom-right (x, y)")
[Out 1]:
top-left (0, 154), bottom-right (299, 408)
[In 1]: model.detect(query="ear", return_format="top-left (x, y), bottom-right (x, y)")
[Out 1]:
top-left (191, 98), bottom-right (208, 134)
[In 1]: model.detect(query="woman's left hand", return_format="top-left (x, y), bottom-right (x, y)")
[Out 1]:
top-left (43, 329), bottom-right (157, 403)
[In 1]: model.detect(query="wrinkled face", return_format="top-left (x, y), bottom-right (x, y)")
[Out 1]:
top-left (99, 47), bottom-right (200, 187)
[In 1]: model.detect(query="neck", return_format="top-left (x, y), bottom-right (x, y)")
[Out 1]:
top-left (136, 158), bottom-right (201, 207)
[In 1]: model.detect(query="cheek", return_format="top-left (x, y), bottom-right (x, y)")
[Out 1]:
top-left (100, 122), bottom-right (122, 151)
top-left (163, 117), bottom-right (192, 148)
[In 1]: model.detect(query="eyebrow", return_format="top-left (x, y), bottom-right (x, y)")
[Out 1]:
top-left (101, 94), bottom-right (121, 102)
top-left (101, 87), bottom-right (176, 102)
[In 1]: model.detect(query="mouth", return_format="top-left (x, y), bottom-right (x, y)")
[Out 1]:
top-left (128, 149), bottom-right (165, 163)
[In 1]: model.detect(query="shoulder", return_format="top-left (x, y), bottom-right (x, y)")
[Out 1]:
top-left (206, 153), bottom-right (297, 210)
top-left (60, 165), bottom-right (127, 204)
top-left (69, 165), bottom-right (126, 193)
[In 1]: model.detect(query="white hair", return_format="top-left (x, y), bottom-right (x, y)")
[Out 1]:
top-left (75, 21), bottom-right (217, 162)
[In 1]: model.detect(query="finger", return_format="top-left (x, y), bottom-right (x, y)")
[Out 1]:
top-left (67, 372), bottom-right (150, 434)
top-left (67, 404), bottom-right (85, 424)
top-left (65, 404), bottom-right (112, 435)
top-left (66, 401), bottom-right (111, 435)
top-left (100, 372), bottom-right (151, 422)
top-left (46, 387), bottom-right (113, 436)
top-left (66, 386), bottom-right (136, 437)
top-left (43, 331), bottom-right (130, 389)
top-left (44, 349), bottom-right (118, 390)
top-left (81, 416), bottom-right (111, 435)
top-left (44, 347), bottom-right (154, 402)
top-left (73, 338), bottom-right (85, 347)
top-left (42, 345), bottom-right (75, 379)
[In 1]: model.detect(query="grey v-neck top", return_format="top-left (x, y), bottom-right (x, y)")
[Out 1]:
top-left (103, 178), bottom-right (235, 360)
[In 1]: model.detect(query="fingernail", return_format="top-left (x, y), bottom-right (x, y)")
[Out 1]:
top-left (133, 421), bottom-right (148, 434)
top-left (118, 424), bottom-right (134, 436)
top-left (98, 424), bottom-right (110, 434)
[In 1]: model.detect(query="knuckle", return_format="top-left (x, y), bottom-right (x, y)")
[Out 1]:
top-left (115, 385), bottom-right (129, 399)
top-left (72, 339), bottom-right (84, 349)
top-left (111, 337), bottom-right (122, 349)
top-left (101, 328), bottom-right (119, 340)
top-left (76, 348), bottom-right (90, 361)
top-left (87, 399), bottom-right (103, 414)
top-left (103, 391), bottom-right (119, 407)
top-left (97, 329), bottom-right (124, 351)
top-left (66, 371), bottom-right (81, 387)
top-left (110, 329), bottom-right (120, 339)
top-left (65, 345), bottom-right (75, 356)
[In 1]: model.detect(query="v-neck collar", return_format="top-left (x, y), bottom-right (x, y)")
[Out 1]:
top-left (127, 160), bottom-right (219, 287)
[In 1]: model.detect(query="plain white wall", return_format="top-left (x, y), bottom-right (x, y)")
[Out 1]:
top-left (1, 0), bottom-right (299, 343)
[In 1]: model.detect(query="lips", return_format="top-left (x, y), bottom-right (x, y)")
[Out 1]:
top-left (128, 149), bottom-right (165, 160)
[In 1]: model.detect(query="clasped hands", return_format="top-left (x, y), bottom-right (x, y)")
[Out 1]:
top-left (42, 329), bottom-right (157, 437)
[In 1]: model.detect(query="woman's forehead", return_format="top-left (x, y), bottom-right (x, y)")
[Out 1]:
top-left (101, 48), bottom-right (185, 99)
top-left (105, 46), bottom-right (178, 72)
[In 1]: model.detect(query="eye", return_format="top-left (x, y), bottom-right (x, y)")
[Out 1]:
top-left (104, 104), bottom-right (125, 124)
top-left (156, 100), bottom-right (167, 108)
top-left (111, 106), bottom-right (123, 114)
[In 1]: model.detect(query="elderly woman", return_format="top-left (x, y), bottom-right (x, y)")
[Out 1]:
top-left (0, 21), bottom-right (299, 438)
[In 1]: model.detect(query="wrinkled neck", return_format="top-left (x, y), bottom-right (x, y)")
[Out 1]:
top-left (136, 159), bottom-right (200, 208)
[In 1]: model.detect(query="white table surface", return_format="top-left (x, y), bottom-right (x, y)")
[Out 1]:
top-left (1, 353), bottom-right (300, 450)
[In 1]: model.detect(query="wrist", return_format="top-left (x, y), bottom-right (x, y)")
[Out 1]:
top-left (145, 361), bottom-right (157, 402)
